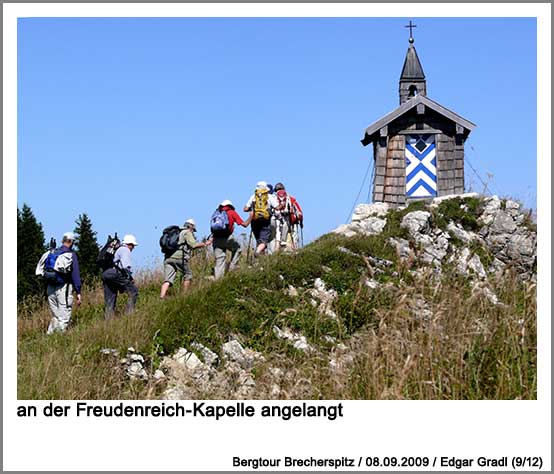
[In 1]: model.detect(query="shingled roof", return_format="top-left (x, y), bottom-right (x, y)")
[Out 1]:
top-left (400, 44), bottom-right (425, 80)
top-left (360, 94), bottom-right (476, 146)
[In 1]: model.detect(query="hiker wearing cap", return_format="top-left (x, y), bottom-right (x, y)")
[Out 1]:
top-left (101, 234), bottom-right (139, 319)
top-left (160, 219), bottom-right (212, 298)
top-left (273, 182), bottom-right (304, 251)
top-left (43, 232), bottom-right (82, 334)
top-left (244, 181), bottom-right (279, 255)
top-left (210, 200), bottom-right (252, 279)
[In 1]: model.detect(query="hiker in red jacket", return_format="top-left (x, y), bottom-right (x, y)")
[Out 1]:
top-left (273, 182), bottom-right (303, 251)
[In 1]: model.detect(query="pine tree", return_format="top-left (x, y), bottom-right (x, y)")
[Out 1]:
top-left (73, 213), bottom-right (99, 282)
top-left (17, 204), bottom-right (46, 300)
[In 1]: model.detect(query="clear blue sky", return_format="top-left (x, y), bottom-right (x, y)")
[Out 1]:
top-left (18, 17), bottom-right (537, 267)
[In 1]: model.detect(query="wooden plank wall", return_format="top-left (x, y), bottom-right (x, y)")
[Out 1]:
top-left (372, 140), bottom-right (386, 202)
top-left (374, 135), bottom-right (406, 205)
top-left (436, 134), bottom-right (465, 195)
top-left (371, 109), bottom-right (466, 205)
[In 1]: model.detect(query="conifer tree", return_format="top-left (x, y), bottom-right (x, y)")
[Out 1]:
top-left (17, 204), bottom-right (46, 300)
top-left (73, 213), bottom-right (99, 282)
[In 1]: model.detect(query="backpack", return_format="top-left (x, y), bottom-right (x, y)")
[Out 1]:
top-left (159, 226), bottom-right (182, 256)
top-left (210, 208), bottom-right (230, 236)
top-left (43, 247), bottom-right (73, 284)
top-left (97, 234), bottom-right (121, 271)
top-left (36, 238), bottom-right (58, 276)
top-left (253, 188), bottom-right (270, 220)
top-left (276, 190), bottom-right (291, 214)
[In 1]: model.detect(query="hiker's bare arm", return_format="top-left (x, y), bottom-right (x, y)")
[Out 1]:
top-left (194, 239), bottom-right (212, 249)
top-left (242, 214), bottom-right (252, 227)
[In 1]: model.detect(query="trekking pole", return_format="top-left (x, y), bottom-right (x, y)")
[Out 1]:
top-left (246, 229), bottom-right (253, 264)
top-left (300, 224), bottom-right (304, 248)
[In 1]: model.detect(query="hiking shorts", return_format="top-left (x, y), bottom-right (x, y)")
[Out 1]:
top-left (251, 218), bottom-right (272, 245)
top-left (164, 257), bottom-right (192, 284)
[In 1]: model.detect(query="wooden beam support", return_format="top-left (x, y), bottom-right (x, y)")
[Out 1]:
top-left (456, 123), bottom-right (464, 135)
top-left (397, 128), bottom-right (442, 135)
top-left (379, 125), bottom-right (388, 137)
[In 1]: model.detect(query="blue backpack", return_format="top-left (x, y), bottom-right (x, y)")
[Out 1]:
top-left (210, 208), bottom-right (230, 236)
top-left (43, 248), bottom-right (72, 284)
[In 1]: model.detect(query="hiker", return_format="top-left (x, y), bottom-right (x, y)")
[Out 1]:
top-left (160, 219), bottom-right (212, 298)
top-left (40, 232), bottom-right (82, 334)
top-left (273, 182), bottom-right (304, 251)
top-left (243, 181), bottom-right (279, 256)
top-left (210, 199), bottom-right (251, 279)
top-left (101, 234), bottom-right (139, 319)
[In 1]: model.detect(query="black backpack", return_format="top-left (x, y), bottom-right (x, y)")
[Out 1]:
top-left (159, 226), bottom-right (182, 256)
top-left (97, 233), bottom-right (121, 271)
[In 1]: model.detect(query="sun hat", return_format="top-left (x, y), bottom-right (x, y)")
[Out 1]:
top-left (62, 232), bottom-right (75, 242)
top-left (185, 218), bottom-right (197, 230)
top-left (122, 234), bottom-right (138, 246)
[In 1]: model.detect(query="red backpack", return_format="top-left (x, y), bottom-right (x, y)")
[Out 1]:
top-left (276, 190), bottom-right (290, 214)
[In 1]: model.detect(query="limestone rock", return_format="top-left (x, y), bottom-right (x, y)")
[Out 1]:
top-left (273, 326), bottom-right (313, 352)
top-left (455, 248), bottom-right (486, 279)
top-left (127, 362), bottom-right (148, 380)
top-left (270, 384), bottom-right (281, 398)
top-left (337, 246), bottom-right (358, 257)
top-left (365, 279), bottom-right (380, 289)
top-left (129, 353), bottom-right (145, 364)
top-left (285, 285), bottom-right (299, 297)
top-left (153, 369), bottom-right (166, 380)
top-left (467, 254), bottom-right (487, 280)
top-left (269, 367), bottom-right (285, 379)
top-left (505, 199), bottom-right (521, 216)
top-left (447, 221), bottom-right (478, 244)
top-left (429, 193), bottom-right (480, 208)
top-left (332, 224), bottom-right (358, 238)
top-left (410, 298), bottom-right (432, 320)
top-left (351, 202), bottom-right (390, 219)
top-left (389, 237), bottom-right (411, 259)
top-left (191, 342), bottom-right (219, 367)
top-left (355, 216), bottom-right (387, 236)
top-left (309, 278), bottom-right (338, 320)
top-left (488, 257), bottom-right (507, 277)
top-left (472, 282), bottom-right (503, 306)
top-left (173, 348), bottom-right (204, 371)
top-left (99, 348), bottom-right (119, 357)
top-left (221, 340), bottom-right (265, 369)
top-left (329, 352), bottom-right (355, 371)
top-left (489, 211), bottom-right (517, 234)
top-left (401, 211), bottom-right (431, 236)
top-left (416, 233), bottom-right (449, 266)
top-left (505, 232), bottom-right (536, 260)
top-left (162, 386), bottom-right (186, 400)
top-left (367, 255), bottom-right (393, 267)
top-left (479, 195), bottom-right (502, 225)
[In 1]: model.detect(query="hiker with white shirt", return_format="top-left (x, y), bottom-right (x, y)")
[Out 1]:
top-left (101, 234), bottom-right (139, 319)
top-left (37, 231), bottom-right (82, 334)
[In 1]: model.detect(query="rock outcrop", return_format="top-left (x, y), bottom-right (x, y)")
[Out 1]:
top-left (333, 194), bottom-right (536, 280)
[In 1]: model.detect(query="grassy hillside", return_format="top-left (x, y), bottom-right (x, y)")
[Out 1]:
top-left (18, 201), bottom-right (537, 400)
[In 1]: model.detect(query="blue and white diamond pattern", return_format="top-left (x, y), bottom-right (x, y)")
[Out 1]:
top-left (405, 134), bottom-right (437, 198)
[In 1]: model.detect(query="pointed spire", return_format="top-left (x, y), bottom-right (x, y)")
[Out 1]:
top-left (398, 26), bottom-right (427, 104)
top-left (400, 42), bottom-right (425, 80)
